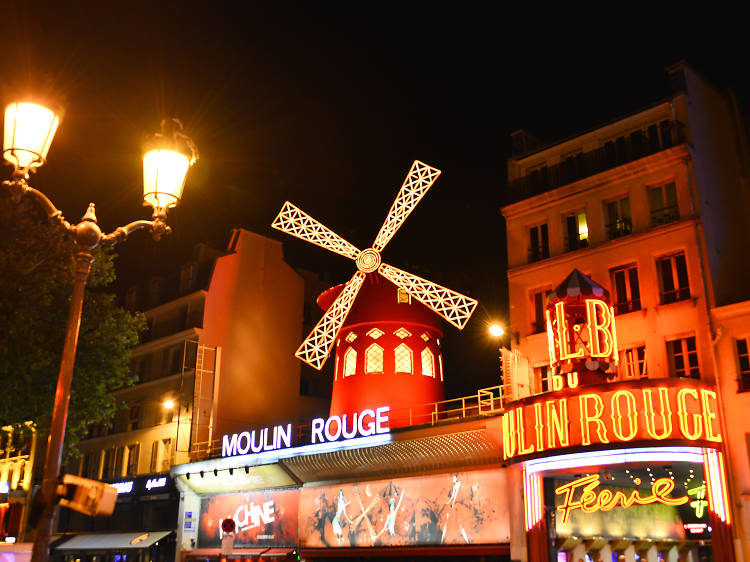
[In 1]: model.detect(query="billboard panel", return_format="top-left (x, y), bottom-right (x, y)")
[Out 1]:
top-left (198, 488), bottom-right (299, 548)
top-left (299, 469), bottom-right (509, 547)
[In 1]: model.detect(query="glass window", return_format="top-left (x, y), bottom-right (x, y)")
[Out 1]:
top-left (421, 348), bottom-right (435, 377)
top-left (394, 344), bottom-right (413, 374)
top-left (343, 348), bottom-right (357, 377)
top-left (102, 448), bottom-right (116, 480)
top-left (365, 344), bottom-right (383, 373)
top-left (620, 346), bottom-right (647, 378)
top-left (604, 197), bottom-right (632, 239)
top-left (658, 253), bottom-right (690, 304)
top-left (648, 182), bottom-right (679, 225)
top-left (531, 289), bottom-right (550, 334)
top-left (149, 441), bottom-right (159, 472)
top-left (667, 336), bottom-right (700, 379)
top-left (737, 339), bottom-right (750, 391)
top-left (161, 439), bottom-right (172, 472)
top-left (528, 223), bottom-right (549, 263)
top-left (565, 211), bottom-right (588, 251)
top-left (126, 443), bottom-right (140, 476)
top-left (611, 264), bottom-right (641, 314)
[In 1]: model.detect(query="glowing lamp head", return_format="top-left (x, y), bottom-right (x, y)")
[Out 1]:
top-left (3, 102), bottom-right (61, 173)
top-left (162, 399), bottom-right (175, 410)
top-left (489, 324), bottom-right (505, 338)
top-left (142, 118), bottom-right (197, 217)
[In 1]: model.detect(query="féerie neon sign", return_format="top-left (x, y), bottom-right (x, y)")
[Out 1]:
top-left (555, 474), bottom-right (688, 524)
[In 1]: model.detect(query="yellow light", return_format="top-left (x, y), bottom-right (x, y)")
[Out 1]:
top-left (143, 149), bottom-right (191, 213)
top-left (3, 102), bottom-right (60, 171)
top-left (489, 324), bottom-right (505, 338)
top-left (162, 399), bottom-right (175, 410)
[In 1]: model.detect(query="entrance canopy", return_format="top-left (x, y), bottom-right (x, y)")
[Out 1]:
top-left (55, 530), bottom-right (172, 550)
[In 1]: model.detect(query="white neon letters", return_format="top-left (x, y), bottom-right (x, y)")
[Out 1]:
top-left (223, 407), bottom-right (390, 457)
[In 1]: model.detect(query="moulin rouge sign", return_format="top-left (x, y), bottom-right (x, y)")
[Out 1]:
top-left (222, 406), bottom-right (390, 458)
top-left (502, 378), bottom-right (722, 461)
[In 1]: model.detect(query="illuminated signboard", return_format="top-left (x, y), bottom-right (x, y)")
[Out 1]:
top-left (502, 379), bottom-right (721, 461)
top-left (555, 474), bottom-right (688, 524)
top-left (198, 489), bottom-right (299, 548)
top-left (546, 298), bottom-right (618, 369)
top-left (222, 406), bottom-right (390, 458)
top-left (298, 469), bottom-right (509, 547)
top-left (111, 481), bottom-right (134, 494)
top-left (146, 476), bottom-right (167, 490)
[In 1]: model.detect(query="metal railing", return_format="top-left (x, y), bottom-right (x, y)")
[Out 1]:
top-left (505, 120), bottom-right (686, 205)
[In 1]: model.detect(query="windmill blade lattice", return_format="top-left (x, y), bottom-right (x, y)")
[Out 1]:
top-left (272, 201), bottom-right (361, 261)
top-left (271, 159), bottom-right (478, 371)
top-left (295, 271), bottom-right (366, 370)
top-left (378, 263), bottom-right (477, 329)
top-left (372, 160), bottom-right (441, 252)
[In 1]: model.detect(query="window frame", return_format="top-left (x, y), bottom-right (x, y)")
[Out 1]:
top-left (648, 181), bottom-right (679, 226)
top-left (530, 287), bottom-right (551, 334)
top-left (736, 338), bottom-right (750, 392)
top-left (528, 222), bottom-right (550, 263)
top-left (563, 210), bottom-right (589, 251)
top-left (610, 263), bottom-right (641, 315)
top-left (657, 252), bottom-right (691, 305)
top-left (620, 345), bottom-right (647, 379)
top-left (666, 335), bottom-right (700, 379)
top-left (603, 196), bottom-right (632, 239)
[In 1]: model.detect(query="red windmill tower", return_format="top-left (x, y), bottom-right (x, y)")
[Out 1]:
top-left (272, 161), bottom-right (478, 426)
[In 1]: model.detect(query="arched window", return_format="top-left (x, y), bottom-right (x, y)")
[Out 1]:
top-left (421, 348), bottom-right (435, 377)
top-left (365, 344), bottom-right (384, 373)
top-left (394, 344), bottom-right (413, 374)
top-left (343, 348), bottom-right (357, 377)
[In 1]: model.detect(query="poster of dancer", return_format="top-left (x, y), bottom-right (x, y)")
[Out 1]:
top-left (198, 488), bottom-right (299, 548)
top-left (298, 469), bottom-right (509, 547)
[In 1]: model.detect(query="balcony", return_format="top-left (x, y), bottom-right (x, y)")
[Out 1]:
top-left (504, 120), bottom-right (686, 205)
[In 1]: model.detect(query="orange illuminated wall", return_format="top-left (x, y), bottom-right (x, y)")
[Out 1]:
top-left (320, 274), bottom-right (444, 427)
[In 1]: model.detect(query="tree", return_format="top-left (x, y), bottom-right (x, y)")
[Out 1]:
top-left (0, 190), bottom-right (145, 456)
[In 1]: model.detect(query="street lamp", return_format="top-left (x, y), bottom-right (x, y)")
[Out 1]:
top-left (2, 101), bottom-right (198, 562)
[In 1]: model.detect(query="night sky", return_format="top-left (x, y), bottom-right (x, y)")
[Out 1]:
top-left (1, 6), bottom-right (746, 397)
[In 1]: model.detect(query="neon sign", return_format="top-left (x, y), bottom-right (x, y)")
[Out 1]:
top-left (111, 481), bottom-right (134, 494)
top-left (555, 474), bottom-right (688, 524)
top-left (502, 379), bottom-right (722, 461)
top-left (688, 484), bottom-right (708, 518)
top-left (546, 298), bottom-right (618, 369)
top-left (222, 406), bottom-right (390, 458)
top-left (145, 476), bottom-right (167, 490)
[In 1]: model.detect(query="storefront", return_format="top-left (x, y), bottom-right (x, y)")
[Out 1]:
top-left (53, 473), bottom-right (178, 562)
top-left (506, 378), bottom-right (732, 561)
top-left (172, 416), bottom-right (511, 561)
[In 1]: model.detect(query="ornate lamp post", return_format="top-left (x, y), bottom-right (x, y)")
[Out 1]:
top-left (2, 101), bottom-right (197, 562)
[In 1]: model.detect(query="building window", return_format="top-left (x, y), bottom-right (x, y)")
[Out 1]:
top-left (611, 264), bottom-right (641, 314)
top-left (126, 444), bottom-right (140, 475)
top-left (394, 328), bottom-right (411, 339)
top-left (604, 197), bottom-right (632, 239)
top-left (128, 404), bottom-right (140, 431)
top-left (530, 289), bottom-right (550, 334)
top-left (366, 328), bottom-right (384, 339)
top-left (397, 288), bottom-right (411, 304)
top-left (736, 338), bottom-right (750, 391)
top-left (657, 252), bottom-right (690, 304)
top-left (620, 346), bottom-right (647, 378)
top-left (102, 448), bottom-right (116, 480)
top-left (648, 182), bottom-right (679, 226)
top-left (564, 211), bottom-right (589, 251)
top-left (365, 344), bottom-right (384, 373)
top-left (345, 332), bottom-right (357, 343)
top-left (161, 439), bottom-right (172, 471)
top-left (667, 336), bottom-right (700, 379)
top-left (421, 348), bottom-right (435, 377)
top-left (394, 344), bottom-right (413, 374)
top-left (528, 223), bottom-right (549, 263)
top-left (536, 365), bottom-right (550, 393)
top-left (149, 441), bottom-right (159, 472)
top-left (343, 348), bottom-right (357, 377)
top-left (114, 446), bottom-right (125, 478)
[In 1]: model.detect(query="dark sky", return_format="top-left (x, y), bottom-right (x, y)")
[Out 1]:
top-left (1, 5), bottom-right (746, 397)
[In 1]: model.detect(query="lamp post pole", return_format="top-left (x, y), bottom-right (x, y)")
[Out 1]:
top-left (2, 104), bottom-right (197, 562)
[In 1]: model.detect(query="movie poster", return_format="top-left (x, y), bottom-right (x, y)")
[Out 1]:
top-left (298, 469), bottom-right (509, 547)
top-left (198, 488), bottom-right (299, 548)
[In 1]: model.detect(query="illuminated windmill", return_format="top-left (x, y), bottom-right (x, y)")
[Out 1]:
top-left (272, 161), bottom-right (478, 422)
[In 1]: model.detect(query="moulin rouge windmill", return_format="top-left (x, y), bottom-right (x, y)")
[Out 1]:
top-left (272, 160), bottom-right (478, 425)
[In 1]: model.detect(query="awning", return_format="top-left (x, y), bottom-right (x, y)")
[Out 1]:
top-left (55, 530), bottom-right (172, 550)
top-left (185, 548), bottom-right (293, 559)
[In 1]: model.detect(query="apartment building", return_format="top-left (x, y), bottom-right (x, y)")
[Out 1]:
top-left (501, 62), bottom-right (750, 561)
top-left (53, 228), bottom-right (329, 560)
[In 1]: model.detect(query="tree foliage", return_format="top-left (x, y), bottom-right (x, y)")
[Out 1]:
top-left (0, 190), bottom-right (144, 455)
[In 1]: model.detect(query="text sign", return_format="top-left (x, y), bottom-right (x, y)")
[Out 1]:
top-left (502, 379), bottom-right (722, 461)
top-left (222, 406), bottom-right (390, 458)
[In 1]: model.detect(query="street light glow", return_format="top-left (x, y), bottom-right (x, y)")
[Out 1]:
top-left (3, 102), bottom-right (60, 172)
top-left (162, 399), bottom-right (175, 410)
top-left (143, 149), bottom-right (191, 213)
top-left (489, 324), bottom-right (504, 337)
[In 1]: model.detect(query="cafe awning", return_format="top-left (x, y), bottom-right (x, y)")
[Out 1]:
top-left (55, 530), bottom-right (172, 550)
